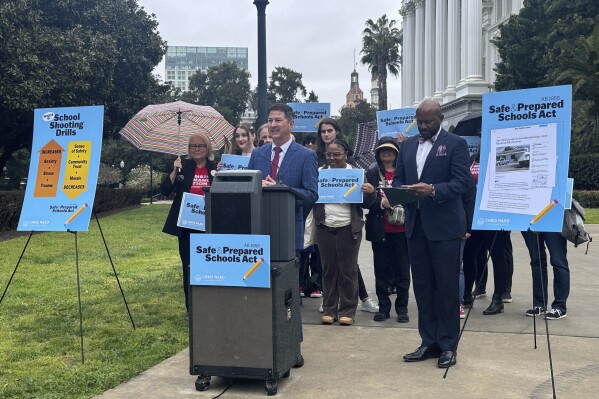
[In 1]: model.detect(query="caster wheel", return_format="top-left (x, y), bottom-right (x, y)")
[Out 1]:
top-left (282, 369), bottom-right (290, 378)
top-left (265, 379), bottom-right (278, 396)
top-left (195, 375), bottom-right (211, 391)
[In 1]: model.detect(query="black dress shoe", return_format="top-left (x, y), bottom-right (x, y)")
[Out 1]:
top-left (397, 313), bottom-right (409, 323)
top-left (403, 346), bottom-right (442, 362)
top-left (483, 294), bottom-right (504, 315)
top-left (437, 350), bottom-right (457, 368)
top-left (373, 312), bottom-right (390, 321)
top-left (293, 353), bottom-right (304, 368)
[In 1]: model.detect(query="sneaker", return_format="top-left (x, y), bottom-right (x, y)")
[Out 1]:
top-left (545, 308), bottom-right (567, 320)
top-left (459, 304), bottom-right (465, 319)
top-left (472, 287), bottom-right (486, 298)
top-left (318, 301), bottom-right (324, 313)
top-left (300, 287), bottom-right (305, 297)
top-left (525, 306), bottom-right (545, 317)
top-left (361, 297), bottom-right (379, 313)
top-left (502, 293), bottom-right (513, 303)
top-left (310, 290), bottom-right (322, 298)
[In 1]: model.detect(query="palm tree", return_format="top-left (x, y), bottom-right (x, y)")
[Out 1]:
top-left (360, 14), bottom-right (401, 111)
top-left (555, 24), bottom-right (599, 152)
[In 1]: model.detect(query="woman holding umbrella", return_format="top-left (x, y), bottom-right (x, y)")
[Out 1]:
top-left (161, 132), bottom-right (217, 312)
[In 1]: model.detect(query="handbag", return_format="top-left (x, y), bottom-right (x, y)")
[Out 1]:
top-left (378, 169), bottom-right (405, 226)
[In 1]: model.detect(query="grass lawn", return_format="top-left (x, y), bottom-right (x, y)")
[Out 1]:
top-left (0, 205), bottom-right (188, 399)
top-left (585, 208), bottom-right (599, 224)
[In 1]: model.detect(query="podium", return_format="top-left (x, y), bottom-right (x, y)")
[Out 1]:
top-left (189, 171), bottom-right (303, 396)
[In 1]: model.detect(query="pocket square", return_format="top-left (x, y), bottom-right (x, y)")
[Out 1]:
top-left (436, 145), bottom-right (447, 157)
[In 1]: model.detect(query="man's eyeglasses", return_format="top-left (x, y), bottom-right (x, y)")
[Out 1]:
top-left (189, 144), bottom-right (207, 150)
top-left (325, 152), bottom-right (345, 159)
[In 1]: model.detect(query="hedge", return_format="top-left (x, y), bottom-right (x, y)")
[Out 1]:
top-left (569, 154), bottom-right (599, 190)
top-left (573, 190), bottom-right (599, 209)
top-left (0, 188), bottom-right (145, 232)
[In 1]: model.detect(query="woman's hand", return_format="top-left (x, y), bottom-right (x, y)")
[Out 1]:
top-left (381, 197), bottom-right (391, 209)
top-left (173, 157), bottom-right (182, 171)
top-left (361, 183), bottom-right (375, 194)
top-left (216, 161), bottom-right (223, 171)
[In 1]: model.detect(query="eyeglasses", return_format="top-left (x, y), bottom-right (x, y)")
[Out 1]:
top-left (325, 152), bottom-right (345, 159)
top-left (189, 144), bottom-right (207, 150)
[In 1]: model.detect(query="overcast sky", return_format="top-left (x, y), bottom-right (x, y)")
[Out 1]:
top-left (137, 0), bottom-right (403, 115)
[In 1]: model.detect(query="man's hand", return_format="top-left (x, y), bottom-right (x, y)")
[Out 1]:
top-left (262, 175), bottom-right (277, 187)
top-left (406, 182), bottom-right (434, 197)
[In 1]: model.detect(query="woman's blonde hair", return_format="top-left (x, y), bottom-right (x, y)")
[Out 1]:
top-left (187, 132), bottom-right (214, 161)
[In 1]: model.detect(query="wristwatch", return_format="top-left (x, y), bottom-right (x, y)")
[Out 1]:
top-left (430, 184), bottom-right (436, 198)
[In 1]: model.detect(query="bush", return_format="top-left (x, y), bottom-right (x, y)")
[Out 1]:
top-left (573, 190), bottom-right (599, 209)
top-left (97, 163), bottom-right (123, 187)
top-left (125, 165), bottom-right (164, 194)
top-left (0, 191), bottom-right (25, 232)
top-left (569, 154), bottom-right (599, 190)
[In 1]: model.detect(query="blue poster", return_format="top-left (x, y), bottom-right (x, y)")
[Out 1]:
top-left (288, 102), bottom-right (330, 132)
top-left (18, 105), bottom-right (104, 232)
top-left (472, 85), bottom-right (571, 232)
top-left (462, 136), bottom-right (481, 157)
top-left (177, 192), bottom-right (205, 231)
top-left (220, 154), bottom-right (250, 171)
top-left (376, 107), bottom-right (417, 139)
top-left (190, 234), bottom-right (271, 288)
top-left (317, 168), bottom-right (364, 203)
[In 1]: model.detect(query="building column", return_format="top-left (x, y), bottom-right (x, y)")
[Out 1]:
top-left (443, 0), bottom-right (460, 103)
top-left (400, 2), bottom-right (416, 106)
top-left (423, 0), bottom-right (436, 99)
top-left (413, 0), bottom-right (425, 104)
top-left (433, 0), bottom-right (447, 101)
top-left (456, 0), bottom-right (488, 97)
top-left (458, 0), bottom-right (468, 86)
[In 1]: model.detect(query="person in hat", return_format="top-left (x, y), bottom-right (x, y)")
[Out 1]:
top-left (365, 136), bottom-right (411, 323)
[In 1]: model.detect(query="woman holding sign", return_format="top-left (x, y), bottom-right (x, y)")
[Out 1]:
top-left (228, 123), bottom-right (256, 156)
top-left (313, 139), bottom-right (375, 325)
top-left (161, 132), bottom-right (217, 312)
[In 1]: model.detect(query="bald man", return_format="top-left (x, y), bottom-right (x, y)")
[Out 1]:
top-left (391, 99), bottom-right (471, 368)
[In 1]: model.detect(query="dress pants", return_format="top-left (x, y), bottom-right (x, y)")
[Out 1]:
top-left (372, 232), bottom-right (410, 315)
top-left (408, 213), bottom-right (460, 351)
top-left (316, 224), bottom-right (360, 319)
top-left (521, 231), bottom-right (569, 312)
top-left (178, 229), bottom-right (192, 311)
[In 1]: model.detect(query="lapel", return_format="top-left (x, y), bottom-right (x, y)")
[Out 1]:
top-left (420, 129), bottom-right (448, 179)
top-left (405, 136), bottom-right (420, 183)
top-left (279, 141), bottom-right (297, 181)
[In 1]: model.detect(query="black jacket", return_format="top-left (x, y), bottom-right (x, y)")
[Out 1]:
top-left (160, 158), bottom-right (217, 237)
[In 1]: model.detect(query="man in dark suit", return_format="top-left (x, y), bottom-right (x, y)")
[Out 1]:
top-left (391, 99), bottom-right (471, 368)
top-left (248, 103), bottom-right (318, 367)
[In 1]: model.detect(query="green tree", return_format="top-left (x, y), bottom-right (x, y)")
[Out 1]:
top-left (360, 14), bottom-right (401, 111)
top-left (182, 61), bottom-right (251, 126)
top-left (337, 100), bottom-right (377, 147)
top-left (493, 0), bottom-right (599, 153)
top-left (306, 90), bottom-right (319, 102)
top-left (0, 0), bottom-right (170, 181)
top-left (268, 66), bottom-right (308, 104)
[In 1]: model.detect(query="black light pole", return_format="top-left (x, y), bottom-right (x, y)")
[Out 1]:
top-left (254, 0), bottom-right (269, 126)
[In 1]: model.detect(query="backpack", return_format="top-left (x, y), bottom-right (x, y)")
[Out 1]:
top-left (561, 198), bottom-right (592, 253)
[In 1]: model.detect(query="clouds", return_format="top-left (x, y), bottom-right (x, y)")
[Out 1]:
top-left (139, 0), bottom-right (402, 114)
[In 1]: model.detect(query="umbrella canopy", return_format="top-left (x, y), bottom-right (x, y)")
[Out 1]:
top-left (353, 121), bottom-right (378, 170)
top-left (118, 100), bottom-right (234, 155)
top-left (452, 111), bottom-right (482, 136)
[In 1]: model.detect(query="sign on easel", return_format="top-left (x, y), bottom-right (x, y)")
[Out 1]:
top-left (472, 85), bottom-right (571, 232)
top-left (18, 105), bottom-right (104, 232)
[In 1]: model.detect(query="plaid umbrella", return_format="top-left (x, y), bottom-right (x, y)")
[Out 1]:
top-left (118, 100), bottom-right (234, 155)
top-left (353, 121), bottom-right (378, 170)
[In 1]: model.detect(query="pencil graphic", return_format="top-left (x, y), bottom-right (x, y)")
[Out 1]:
top-left (405, 119), bottom-right (417, 132)
top-left (64, 203), bottom-right (89, 226)
top-left (243, 257), bottom-right (265, 280)
top-left (343, 184), bottom-right (359, 198)
top-left (530, 199), bottom-right (558, 225)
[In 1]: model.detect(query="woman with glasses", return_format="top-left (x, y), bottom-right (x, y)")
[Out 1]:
top-left (160, 132), bottom-right (217, 312)
top-left (313, 139), bottom-right (375, 325)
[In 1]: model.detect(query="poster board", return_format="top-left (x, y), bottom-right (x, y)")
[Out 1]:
top-left (472, 85), bottom-right (571, 232)
top-left (287, 102), bottom-right (330, 132)
top-left (18, 105), bottom-right (104, 232)
top-left (376, 107), bottom-right (417, 139)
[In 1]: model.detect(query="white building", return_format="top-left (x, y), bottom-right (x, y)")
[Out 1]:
top-left (399, 0), bottom-right (524, 129)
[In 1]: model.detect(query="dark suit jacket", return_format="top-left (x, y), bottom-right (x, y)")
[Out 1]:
top-left (248, 141), bottom-right (318, 250)
top-left (392, 129), bottom-right (470, 241)
top-left (160, 158), bottom-right (216, 237)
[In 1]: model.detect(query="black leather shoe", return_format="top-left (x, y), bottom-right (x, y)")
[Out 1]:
top-left (397, 313), bottom-right (409, 323)
top-left (437, 350), bottom-right (457, 368)
top-left (373, 312), bottom-right (390, 321)
top-left (483, 294), bottom-right (504, 315)
top-left (293, 353), bottom-right (304, 368)
top-left (403, 346), bottom-right (442, 362)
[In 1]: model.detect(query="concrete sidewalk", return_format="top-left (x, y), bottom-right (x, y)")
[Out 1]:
top-left (95, 225), bottom-right (599, 399)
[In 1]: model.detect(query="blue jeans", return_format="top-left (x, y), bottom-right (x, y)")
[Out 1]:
top-left (521, 231), bottom-right (569, 312)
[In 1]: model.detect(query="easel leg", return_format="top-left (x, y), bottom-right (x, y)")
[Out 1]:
top-left (93, 209), bottom-right (136, 329)
top-left (0, 231), bottom-right (34, 306)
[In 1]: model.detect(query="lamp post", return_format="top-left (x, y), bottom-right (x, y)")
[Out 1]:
top-left (254, 0), bottom-right (269, 126)
top-left (119, 160), bottom-right (124, 189)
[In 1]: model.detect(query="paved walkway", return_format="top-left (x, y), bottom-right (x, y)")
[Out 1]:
top-left (95, 225), bottom-right (599, 398)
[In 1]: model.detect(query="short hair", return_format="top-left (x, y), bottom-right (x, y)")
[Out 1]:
top-left (268, 103), bottom-right (294, 121)
top-left (302, 132), bottom-right (317, 145)
top-left (258, 123), bottom-right (269, 135)
top-left (187, 132), bottom-right (214, 161)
